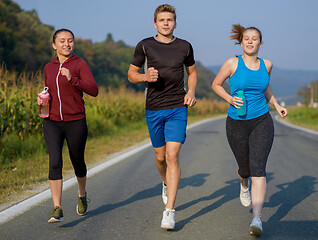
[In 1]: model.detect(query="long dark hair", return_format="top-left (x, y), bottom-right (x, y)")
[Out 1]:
top-left (52, 28), bottom-right (75, 43)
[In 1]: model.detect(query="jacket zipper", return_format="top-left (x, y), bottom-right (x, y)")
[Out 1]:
top-left (56, 63), bottom-right (63, 121)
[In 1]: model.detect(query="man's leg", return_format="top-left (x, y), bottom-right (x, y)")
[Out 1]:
top-left (153, 145), bottom-right (167, 184)
top-left (165, 141), bottom-right (182, 210)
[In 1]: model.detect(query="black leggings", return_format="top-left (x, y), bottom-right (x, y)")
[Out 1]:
top-left (43, 118), bottom-right (88, 180)
top-left (226, 112), bottom-right (274, 178)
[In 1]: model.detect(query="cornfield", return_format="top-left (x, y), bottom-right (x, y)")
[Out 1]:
top-left (0, 65), bottom-right (228, 166)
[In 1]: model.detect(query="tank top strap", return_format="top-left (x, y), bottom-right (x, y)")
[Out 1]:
top-left (236, 55), bottom-right (244, 66)
top-left (258, 57), bottom-right (267, 72)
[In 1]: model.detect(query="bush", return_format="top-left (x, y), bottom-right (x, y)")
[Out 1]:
top-left (0, 133), bottom-right (46, 166)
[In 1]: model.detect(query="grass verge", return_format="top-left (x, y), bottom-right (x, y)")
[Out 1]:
top-left (285, 107), bottom-right (318, 131)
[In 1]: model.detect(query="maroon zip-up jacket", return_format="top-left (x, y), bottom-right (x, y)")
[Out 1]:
top-left (44, 55), bottom-right (98, 121)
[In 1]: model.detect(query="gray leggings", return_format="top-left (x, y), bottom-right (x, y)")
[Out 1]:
top-left (226, 112), bottom-right (274, 178)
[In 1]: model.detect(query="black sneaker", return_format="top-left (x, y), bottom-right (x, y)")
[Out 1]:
top-left (76, 193), bottom-right (88, 215)
top-left (48, 206), bottom-right (64, 223)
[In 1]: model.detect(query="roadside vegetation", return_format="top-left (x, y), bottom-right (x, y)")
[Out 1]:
top-left (286, 106), bottom-right (318, 131)
top-left (0, 67), bottom-right (228, 205)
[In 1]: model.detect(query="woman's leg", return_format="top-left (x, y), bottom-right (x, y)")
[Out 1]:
top-left (43, 119), bottom-right (65, 208)
top-left (251, 177), bottom-right (266, 217)
top-left (249, 113), bottom-right (274, 217)
top-left (64, 118), bottom-right (88, 191)
top-left (49, 180), bottom-right (63, 208)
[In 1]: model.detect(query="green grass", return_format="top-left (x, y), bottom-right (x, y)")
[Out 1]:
top-left (286, 107), bottom-right (318, 131)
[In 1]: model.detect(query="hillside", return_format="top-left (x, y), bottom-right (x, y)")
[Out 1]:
top-left (0, 0), bottom-right (220, 100)
top-left (0, 0), bottom-right (54, 72)
top-left (208, 65), bottom-right (318, 104)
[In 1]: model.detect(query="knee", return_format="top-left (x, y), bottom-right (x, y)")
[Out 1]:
top-left (238, 168), bottom-right (250, 179)
top-left (156, 156), bottom-right (165, 164)
top-left (165, 152), bottom-right (179, 165)
top-left (155, 152), bottom-right (165, 164)
top-left (73, 161), bottom-right (87, 178)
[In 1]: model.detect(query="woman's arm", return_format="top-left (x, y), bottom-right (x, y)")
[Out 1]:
top-left (265, 86), bottom-right (288, 119)
top-left (67, 61), bottom-right (98, 97)
top-left (264, 59), bottom-right (288, 119)
top-left (212, 57), bottom-right (243, 108)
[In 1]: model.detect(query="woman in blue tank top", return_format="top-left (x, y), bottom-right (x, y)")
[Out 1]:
top-left (212, 24), bottom-right (287, 236)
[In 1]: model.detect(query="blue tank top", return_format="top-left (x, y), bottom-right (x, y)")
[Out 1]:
top-left (228, 55), bottom-right (269, 120)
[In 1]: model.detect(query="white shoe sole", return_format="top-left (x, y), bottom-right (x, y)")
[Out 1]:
top-left (249, 226), bottom-right (262, 236)
top-left (240, 199), bottom-right (251, 207)
top-left (48, 217), bottom-right (64, 223)
top-left (161, 224), bottom-right (175, 230)
top-left (76, 205), bottom-right (87, 216)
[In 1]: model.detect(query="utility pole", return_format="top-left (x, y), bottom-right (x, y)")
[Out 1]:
top-left (310, 83), bottom-right (314, 107)
top-left (314, 81), bottom-right (318, 108)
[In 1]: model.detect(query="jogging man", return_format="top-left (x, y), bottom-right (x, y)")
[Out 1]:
top-left (128, 4), bottom-right (197, 230)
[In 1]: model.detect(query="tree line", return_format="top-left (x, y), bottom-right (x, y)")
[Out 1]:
top-left (298, 80), bottom-right (318, 106)
top-left (0, 0), bottom-right (224, 100)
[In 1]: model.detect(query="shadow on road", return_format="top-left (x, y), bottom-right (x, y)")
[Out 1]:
top-left (60, 173), bottom-right (318, 238)
top-left (60, 173), bottom-right (210, 228)
top-left (173, 173), bottom-right (317, 239)
top-left (261, 175), bottom-right (318, 239)
top-left (174, 173), bottom-right (276, 231)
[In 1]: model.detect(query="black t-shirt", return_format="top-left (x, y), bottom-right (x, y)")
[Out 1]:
top-left (131, 37), bottom-right (195, 110)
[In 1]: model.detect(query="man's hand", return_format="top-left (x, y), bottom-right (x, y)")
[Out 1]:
top-left (146, 67), bottom-right (158, 82)
top-left (184, 91), bottom-right (196, 107)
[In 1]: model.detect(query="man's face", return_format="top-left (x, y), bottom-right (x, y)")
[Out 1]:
top-left (154, 12), bottom-right (176, 38)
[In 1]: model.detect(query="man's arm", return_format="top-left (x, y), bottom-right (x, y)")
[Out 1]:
top-left (128, 64), bottom-right (158, 84)
top-left (184, 64), bottom-right (197, 106)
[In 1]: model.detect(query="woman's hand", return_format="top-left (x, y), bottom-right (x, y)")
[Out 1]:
top-left (37, 94), bottom-right (43, 105)
top-left (230, 96), bottom-right (244, 109)
top-left (275, 105), bottom-right (288, 119)
top-left (60, 67), bottom-right (72, 81)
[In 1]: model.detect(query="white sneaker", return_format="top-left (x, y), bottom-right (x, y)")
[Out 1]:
top-left (161, 208), bottom-right (175, 229)
top-left (162, 182), bottom-right (167, 205)
top-left (240, 182), bottom-right (251, 207)
top-left (249, 216), bottom-right (263, 236)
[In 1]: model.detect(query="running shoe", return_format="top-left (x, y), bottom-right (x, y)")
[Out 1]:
top-left (48, 206), bottom-right (64, 223)
top-left (249, 215), bottom-right (263, 236)
top-left (162, 182), bottom-right (167, 205)
top-left (76, 192), bottom-right (88, 215)
top-left (161, 208), bottom-right (175, 229)
top-left (240, 182), bottom-right (251, 207)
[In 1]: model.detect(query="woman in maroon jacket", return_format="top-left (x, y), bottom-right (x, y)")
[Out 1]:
top-left (38, 29), bottom-right (98, 223)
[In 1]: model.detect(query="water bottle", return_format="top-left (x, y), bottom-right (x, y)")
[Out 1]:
top-left (237, 90), bottom-right (246, 116)
top-left (39, 87), bottom-right (50, 118)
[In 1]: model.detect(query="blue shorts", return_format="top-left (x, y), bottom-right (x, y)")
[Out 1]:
top-left (146, 106), bottom-right (188, 148)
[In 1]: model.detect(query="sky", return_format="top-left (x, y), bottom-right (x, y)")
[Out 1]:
top-left (13, 0), bottom-right (318, 71)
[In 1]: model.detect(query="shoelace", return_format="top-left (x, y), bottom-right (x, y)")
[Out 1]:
top-left (241, 191), bottom-right (250, 198)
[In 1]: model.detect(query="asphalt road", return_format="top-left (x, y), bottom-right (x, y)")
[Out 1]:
top-left (1, 115), bottom-right (317, 240)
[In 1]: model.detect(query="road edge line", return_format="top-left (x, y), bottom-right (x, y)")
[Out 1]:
top-left (275, 115), bottom-right (318, 136)
top-left (0, 116), bottom-right (224, 224)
